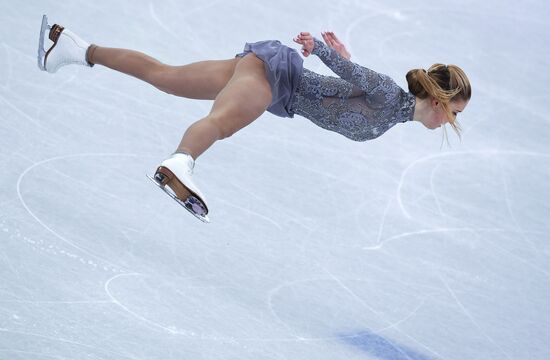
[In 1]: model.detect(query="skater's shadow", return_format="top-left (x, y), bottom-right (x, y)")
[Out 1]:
top-left (338, 330), bottom-right (437, 360)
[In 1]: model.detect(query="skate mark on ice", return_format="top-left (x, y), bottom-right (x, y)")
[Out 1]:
top-left (148, 0), bottom-right (224, 45)
top-left (265, 276), bottom-right (384, 342)
top-left (500, 174), bottom-right (538, 253)
top-left (429, 162), bottom-right (444, 216)
top-left (375, 296), bottom-right (429, 334)
top-left (104, 273), bottom-right (193, 336)
top-left (0, 299), bottom-right (112, 305)
top-left (1, 40), bottom-right (36, 62)
top-left (0, 237), bottom-right (21, 280)
top-left (105, 273), bottom-right (304, 343)
top-left (362, 227), bottom-right (496, 251)
top-left (356, 195), bottom-right (393, 250)
top-left (0, 328), bottom-right (140, 360)
top-left (437, 272), bottom-right (513, 360)
top-left (321, 268), bottom-right (442, 359)
top-left (89, 81), bottom-right (188, 116)
top-left (266, 273), bottom-right (440, 359)
top-left (482, 231), bottom-right (550, 278)
top-left (396, 150), bottom-right (550, 220)
top-left (227, 180), bottom-right (312, 230)
top-left (16, 152), bottom-right (148, 272)
top-left (0, 349), bottom-right (69, 359)
top-left (364, 226), bottom-right (550, 278)
top-left (0, 42), bottom-right (12, 89)
top-left (215, 197), bottom-right (283, 230)
top-left (34, 73), bottom-right (77, 121)
top-left (393, 149), bottom-right (550, 276)
top-left (148, 2), bottom-right (181, 40)
top-left (377, 31), bottom-right (413, 59)
top-left (0, 94), bottom-right (46, 130)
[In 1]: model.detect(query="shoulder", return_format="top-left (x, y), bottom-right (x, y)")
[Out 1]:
top-left (394, 90), bottom-right (416, 122)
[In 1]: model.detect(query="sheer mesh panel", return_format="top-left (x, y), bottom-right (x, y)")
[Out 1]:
top-left (291, 39), bottom-right (415, 141)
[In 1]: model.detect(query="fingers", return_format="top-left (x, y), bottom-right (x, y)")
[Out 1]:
top-left (321, 31), bottom-right (340, 46)
top-left (294, 31), bottom-right (338, 45)
top-left (293, 32), bottom-right (314, 57)
top-left (327, 31), bottom-right (340, 42)
top-left (321, 32), bottom-right (333, 47)
top-left (293, 32), bottom-right (313, 43)
top-left (293, 31), bottom-right (345, 57)
top-left (320, 31), bottom-right (351, 59)
top-left (294, 31), bottom-right (339, 43)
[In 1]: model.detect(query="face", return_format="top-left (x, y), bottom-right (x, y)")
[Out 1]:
top-left (426, 99), bottom-right (469, 129)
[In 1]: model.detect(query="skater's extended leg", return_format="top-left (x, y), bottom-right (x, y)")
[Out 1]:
top-left (38, 17), bottom-right (238, 98)
top-left (88, 46), bottom-right (239, 99)
top-left (175, 53), bottom-right (272, 159)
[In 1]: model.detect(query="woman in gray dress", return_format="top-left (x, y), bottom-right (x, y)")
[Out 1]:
top-left (38, 16), bottom-right (471, 222)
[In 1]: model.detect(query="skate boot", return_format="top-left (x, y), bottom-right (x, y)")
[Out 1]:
top-left (37, 15), bottom-right (94, 73)
top-left (148, 153), bottom-right (210, 223)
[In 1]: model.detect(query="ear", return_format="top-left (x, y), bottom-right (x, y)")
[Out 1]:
top-left (431, 98), bottom-right (439, 109)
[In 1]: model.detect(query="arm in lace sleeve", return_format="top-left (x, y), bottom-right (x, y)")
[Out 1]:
top-left (311, 38), bottom-right (393, 96)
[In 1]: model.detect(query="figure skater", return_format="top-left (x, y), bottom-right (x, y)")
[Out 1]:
top-left (37, 15), bottom-right (471, 222)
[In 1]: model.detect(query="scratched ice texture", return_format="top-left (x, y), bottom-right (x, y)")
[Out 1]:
top-left (0, 0), bottom-right (549, 359)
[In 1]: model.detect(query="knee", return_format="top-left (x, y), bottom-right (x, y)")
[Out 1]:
top-left (147, 64), bottom-right (175, 94)
top-left (208, 114), bottom-right (237, 140)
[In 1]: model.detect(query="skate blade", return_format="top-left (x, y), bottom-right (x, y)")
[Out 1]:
top-left (147, 174), bottom-right (210, 223)
top-left (37, 14), bottom-right (51, 71)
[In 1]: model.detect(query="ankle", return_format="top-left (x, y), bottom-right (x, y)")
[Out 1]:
top-left (174, 148), bottom-right (197, 160)
top-left (85, 44), bottom-right (98, 66)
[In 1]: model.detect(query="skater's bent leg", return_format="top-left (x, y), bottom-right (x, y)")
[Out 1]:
top-left (88, 46), bottom-right (238, 99)
top-left (176, 54), bottom-right (272, 159)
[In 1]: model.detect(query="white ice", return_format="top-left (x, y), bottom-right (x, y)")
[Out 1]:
top-left (1, 1), bottom-right (549, 359)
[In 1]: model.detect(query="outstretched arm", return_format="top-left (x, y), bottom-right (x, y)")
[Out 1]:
top-left (320, 31), bottom-right (351, 60)
top-left (293, 31), bottom-right (350, 59)
top-left (293, 31), bottom-right (393, 95)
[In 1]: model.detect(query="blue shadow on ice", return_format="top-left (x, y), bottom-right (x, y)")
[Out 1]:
top-left (338, 330), bottom-right (437, 360)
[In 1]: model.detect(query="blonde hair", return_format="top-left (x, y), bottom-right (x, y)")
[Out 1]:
top-left (406, 64), bottom-right (471, 141)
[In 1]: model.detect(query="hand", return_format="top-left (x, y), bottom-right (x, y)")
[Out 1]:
top-left (293, 32), bottom-right (314, 57)
top-left (321, 31), bottom-right (351, 60)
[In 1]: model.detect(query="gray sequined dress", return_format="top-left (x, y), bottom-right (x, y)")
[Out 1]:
top-left (290, 38), bottom-right (416, 141)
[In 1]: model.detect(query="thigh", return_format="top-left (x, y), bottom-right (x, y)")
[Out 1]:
top-left (157, 58), bottom-right (240, 100)
top-left (208, 54), bottom-right (272, 133)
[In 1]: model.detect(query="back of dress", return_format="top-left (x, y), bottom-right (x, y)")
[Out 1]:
top-left (291, 39), bottom-right (415, 141)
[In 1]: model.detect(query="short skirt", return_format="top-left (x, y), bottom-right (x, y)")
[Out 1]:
top-left (236, 40), bottom-right (303, 118)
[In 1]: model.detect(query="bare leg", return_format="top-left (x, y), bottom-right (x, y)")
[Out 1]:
top-left (88, 45), bottom-right (239, 100)
top-left (175, 54), bottom-right (272, 159)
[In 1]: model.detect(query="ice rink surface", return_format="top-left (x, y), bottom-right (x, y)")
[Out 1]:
top-left (1, 0), bottom-right (549, 359)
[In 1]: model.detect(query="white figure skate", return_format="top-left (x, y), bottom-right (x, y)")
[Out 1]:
top-left (147, 153), bottom-right (210, 223)
top-left (37, 15), bottom-right (93, 73)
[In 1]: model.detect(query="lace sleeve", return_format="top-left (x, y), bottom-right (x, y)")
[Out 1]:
top-left (311, 38), bottom-right (398, 100)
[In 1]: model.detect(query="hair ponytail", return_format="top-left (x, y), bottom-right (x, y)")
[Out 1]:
top-left (406, 64), bottom-right (471, 139)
